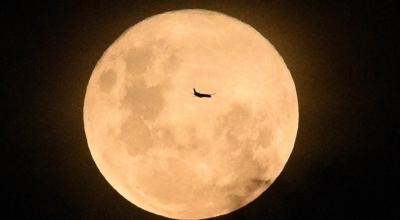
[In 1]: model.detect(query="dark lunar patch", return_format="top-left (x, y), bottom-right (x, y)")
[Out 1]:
top-left (125, 45), bottom-right (154, 75)
top-left (157, 127), bottom-right (176, 148)
top-left (187, 127), bottom-right (202, 150)
top-left (245, 178), bottom-right (272, 193)
top-left (121, 77), bottom-right (165, 120)
top-left (214, 103), bottom-right (251, 148)
top-left (162, 53), bottom-right (180, 76)
top-left (99, 69), bottom-right (117, 93)
top-left (252, 178), bottom-right (272, 186)
top-left (227, 194), bottom-right (247, 210)
top-left (219, 147), bottom-right (267, 207)
top-left (257, 125), bottom-right (274, 148)
top-left (118, 114), bottom-right (153, 157)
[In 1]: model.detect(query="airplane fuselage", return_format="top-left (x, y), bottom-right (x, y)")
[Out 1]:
top-left (193, 88), bottom-right (213, 98)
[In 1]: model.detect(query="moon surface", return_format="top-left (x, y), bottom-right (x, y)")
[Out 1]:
top-left (84, 9), bottom-right (298, 219)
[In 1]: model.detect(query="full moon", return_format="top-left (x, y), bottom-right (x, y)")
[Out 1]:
top-left (84, 9), bottom-right (298, 219)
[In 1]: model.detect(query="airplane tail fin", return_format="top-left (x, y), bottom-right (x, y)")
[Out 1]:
top-left (193, 88), bottom-right (197, 93)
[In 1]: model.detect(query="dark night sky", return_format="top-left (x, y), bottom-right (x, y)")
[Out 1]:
top-left (4, 1), bottom-right (398, 219)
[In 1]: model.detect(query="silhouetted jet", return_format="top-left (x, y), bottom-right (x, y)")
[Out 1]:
top-left (193, 88), bottom-right (214, 98)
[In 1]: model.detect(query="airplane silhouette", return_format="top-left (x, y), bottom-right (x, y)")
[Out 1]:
top-left (193, 88), bottom-right (214, 98)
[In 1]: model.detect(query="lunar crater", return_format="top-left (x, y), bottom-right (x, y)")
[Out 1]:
top-left (99, 69), bottom-right (117, 93)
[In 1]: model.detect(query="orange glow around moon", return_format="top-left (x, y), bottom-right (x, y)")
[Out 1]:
top-left (84, 9), bottom-right (298, 219)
